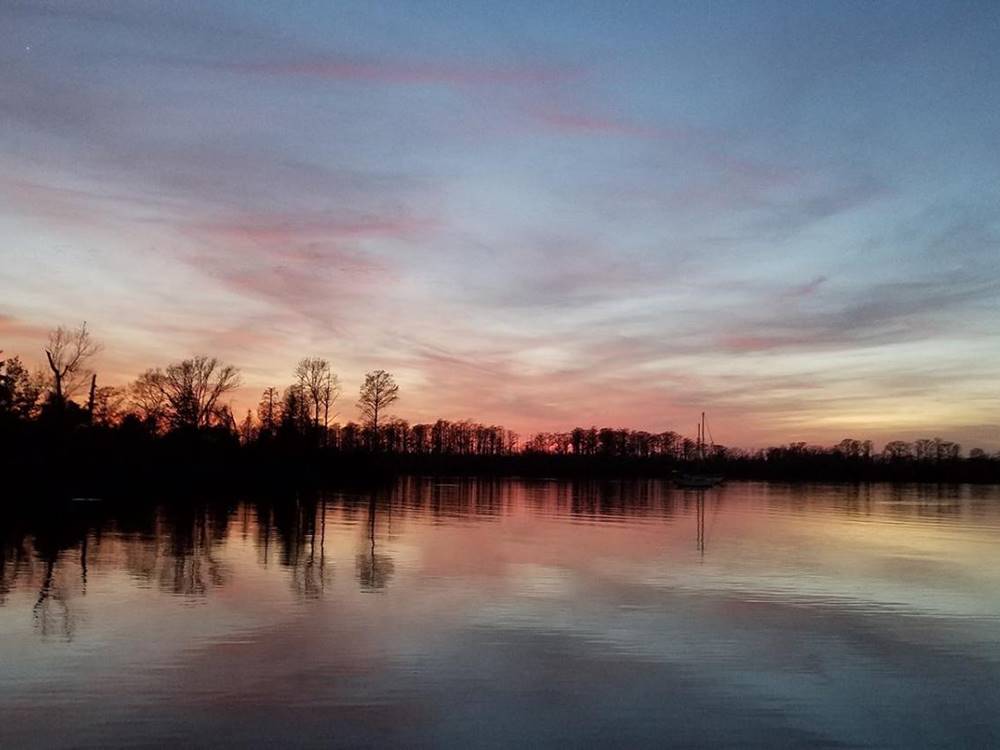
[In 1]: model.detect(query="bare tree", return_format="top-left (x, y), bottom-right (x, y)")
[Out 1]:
top-left (257, 387), bottom-right (280, 437)
top-left (44, 322), bottom-right (100, 403)
top-left (129, 370), bottom-right (169, 429)
top-left (133, 356), bottom-right (241, 430)
top-left (295, 358), bottom-right (339, 431)
top-left (357, 369), bottom-right (399, 447)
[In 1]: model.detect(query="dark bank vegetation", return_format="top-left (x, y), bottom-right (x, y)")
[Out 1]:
top-left (2, 322), bottom-right (999, 494)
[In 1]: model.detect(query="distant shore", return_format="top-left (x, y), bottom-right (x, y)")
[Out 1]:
top-left (5, 346), bottom-right (998, 500)
top-left (3, 439), bottom-right (998, 502)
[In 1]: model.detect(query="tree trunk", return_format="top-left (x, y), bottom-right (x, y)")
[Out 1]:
top-left (45, 350), bottom-right (63, 404)
top-left (87, 373), bottom-right (97, 420)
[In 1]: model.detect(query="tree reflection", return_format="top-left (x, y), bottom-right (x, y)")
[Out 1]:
top-left (255, 495), bottom-right (332, 599)
top-left (32, 553), bottom-right (75, 639)
top-left (287, 497), bottom-right (331, 600)
top-left (27, 512), bottom-right (93, 640)
top-left (2, 479), bottom-right (997, 631)
top-left (355, 494), bottom-right (394, 592)
top-left (0, 523), bottom-right (32, 607)
top-left (116, 502), bottom-right (232, 598)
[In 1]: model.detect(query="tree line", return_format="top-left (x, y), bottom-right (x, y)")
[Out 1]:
top-left (2, 322), bottom-right (998, 487)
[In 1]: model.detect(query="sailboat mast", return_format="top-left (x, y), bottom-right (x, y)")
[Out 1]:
top-left (702, 412), bottom-right (706, 457)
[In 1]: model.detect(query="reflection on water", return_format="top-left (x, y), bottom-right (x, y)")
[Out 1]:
top-left (2, 479), bottom-right (999, 748)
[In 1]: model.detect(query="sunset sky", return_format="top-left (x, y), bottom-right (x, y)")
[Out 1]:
top-left (2, 1), bottom-right (999, 448)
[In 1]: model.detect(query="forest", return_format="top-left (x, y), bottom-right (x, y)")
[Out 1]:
top-left (2, 322), bottom-right (998, 491)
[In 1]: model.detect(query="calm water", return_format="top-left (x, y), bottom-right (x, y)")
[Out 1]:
top-left (2, 480), bottom-right (1000, 748)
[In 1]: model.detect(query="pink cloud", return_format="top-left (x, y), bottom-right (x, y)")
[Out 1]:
top-left (717, 334), bottom-right (817, 353)
top-left (227, 57), bottom-right (575, 87)
top-left (186, 241), bottom-right (389, 322)
top-left (0, 314), bottom-right (50, 343)
top-left (383, 340), bottom-right (699, 438)
top-left (172, 209), bottom-right (440, 318)
top-left (195, 215), bottom-right (435, 245)
top-left (0, 315), bottom-right (71, 377)
top-left (783, 275), bottom-right (828, 298)
top-left (0, 177), bottom-right (121, 229)
top-left (525, 103), bottom-right (700, 141)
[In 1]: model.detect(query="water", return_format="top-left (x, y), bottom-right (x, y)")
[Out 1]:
top-left (2, 479), bottom-right (999, 748)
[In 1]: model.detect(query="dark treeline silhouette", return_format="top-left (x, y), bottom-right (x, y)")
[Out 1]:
top-left (2, 322), bottom-right (999, 493)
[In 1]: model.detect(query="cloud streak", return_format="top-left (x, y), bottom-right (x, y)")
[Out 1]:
top-left (227, 58), bottom-right (575, 88)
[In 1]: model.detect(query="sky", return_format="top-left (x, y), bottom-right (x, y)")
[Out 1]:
top-left (2, 0), bottom-right (999, 449)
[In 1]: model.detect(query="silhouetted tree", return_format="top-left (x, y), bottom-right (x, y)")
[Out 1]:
top-left (411, 423), bottom-right (430, 454)
top-left (43, 322), bottom-right (100, 405)
top-left (295, 358), bottom-right (339, 435)
top-left (883, 440), bottom-right (913, 461)
top-left (3, 327), bottom-right (1000, 484)
top-left (128, 370), bottom-right (168, 431)
top-left (382, 418), bottom-right (410, 453)
top-left (134, 356), bottom-right (240, 431)
top-left (90, 385), bottom-right (126, 427)
top-left (935, 437), bottom-right (961, 461)
top-left (914, 438), bottom-right (936, 461)
top-left (238, 410), bottom-right (256, 446)
top-left (0, 354), bottom-right (42, 419)
top-left (836, 439), bottom-right (858, 458)
top-left (358, 369), bottom-right (399, 448)
top-left (338, 421), bottom-right (362, 452)
top-left (256, 387), bottom-right (280, 439)
top-left (277, 384), bottom-right (311, 441)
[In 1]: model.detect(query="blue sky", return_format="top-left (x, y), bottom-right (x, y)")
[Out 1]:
top-left (1, 1), bottom-right (998, 447)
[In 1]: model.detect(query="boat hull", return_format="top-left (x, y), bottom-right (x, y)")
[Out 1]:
top-left (674, 474), bottom-right (724, 488)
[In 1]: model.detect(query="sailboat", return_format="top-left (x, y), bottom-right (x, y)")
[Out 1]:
top-left (675, 411), bottom-right (724, 488)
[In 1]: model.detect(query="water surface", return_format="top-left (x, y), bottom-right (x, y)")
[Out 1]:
top-left (2, 480), bottom-right (999, 748)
